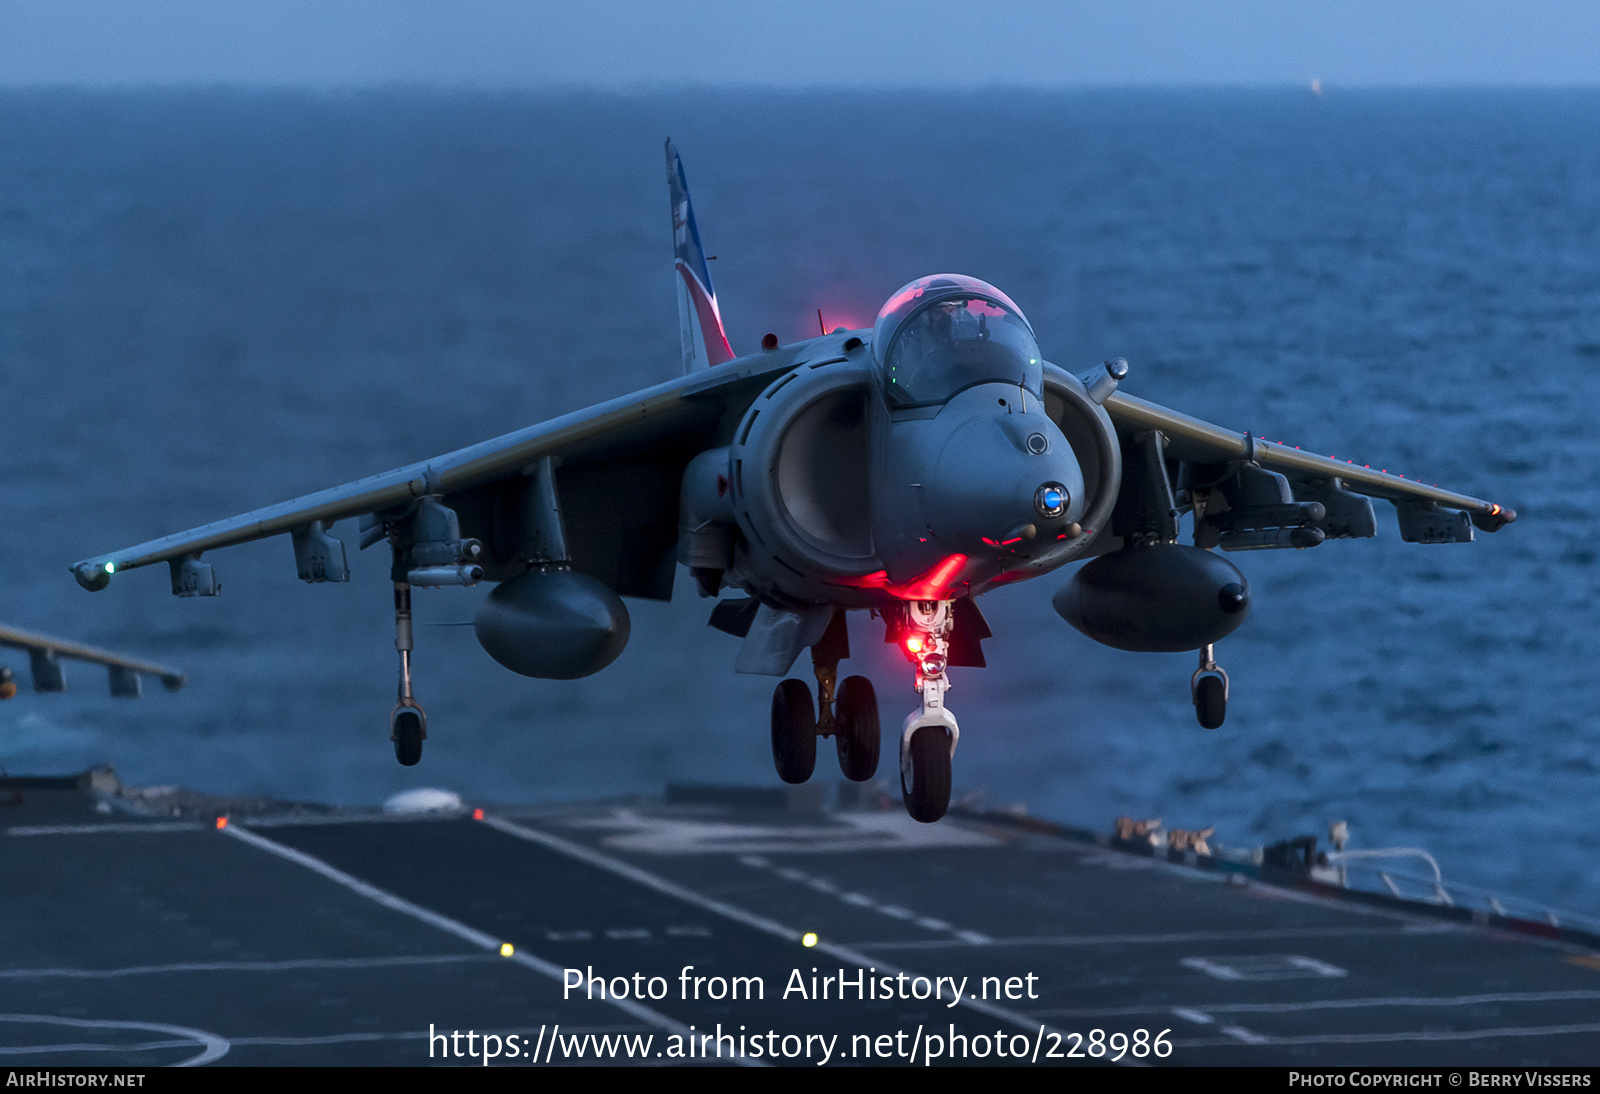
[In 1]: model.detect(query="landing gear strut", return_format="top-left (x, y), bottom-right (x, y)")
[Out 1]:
top-left (898, 600), bottom-right (957, 823)
top-left (1192, 643), bottom-right (1228, 730)
top-left (391, 580), bottom-right (427, 765)
top-left (769, 611), bottom-right (881, 786)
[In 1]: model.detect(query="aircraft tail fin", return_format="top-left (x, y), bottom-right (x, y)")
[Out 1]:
top-left (667, 139), bottom-right (735, 372)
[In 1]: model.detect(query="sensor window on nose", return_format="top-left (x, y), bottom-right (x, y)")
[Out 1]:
top-left (1035, 482), bottom-right (1069, 519)
top-left (1026, 432), bottom-right (1048, 455)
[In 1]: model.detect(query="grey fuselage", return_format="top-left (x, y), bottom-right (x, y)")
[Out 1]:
top-left (684, 341), bottom-right (1121, 614)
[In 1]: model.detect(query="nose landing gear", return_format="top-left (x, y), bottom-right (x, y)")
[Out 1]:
top-left (1192, 643), bottom-right (1228, 729)
top-left (898, 600), bottom-right (958, 823)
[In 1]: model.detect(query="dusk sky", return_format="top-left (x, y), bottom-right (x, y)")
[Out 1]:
top-left (2, 1), bottom-right (1599, 88)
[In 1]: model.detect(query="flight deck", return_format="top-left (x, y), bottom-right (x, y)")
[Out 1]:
top-left (3, 772), bottom-right (1598, 1067)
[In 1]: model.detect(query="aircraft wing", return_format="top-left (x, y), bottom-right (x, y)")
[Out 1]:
top-left (70, 337), bottom-right (848, 600)
top-left (1101, 390), bottom-right (1515, 546)
top-left (0, 623), bottom-right (185, 697)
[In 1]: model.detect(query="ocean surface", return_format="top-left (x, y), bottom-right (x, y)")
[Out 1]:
top-left (1, 88), bottom-right (1596, 915)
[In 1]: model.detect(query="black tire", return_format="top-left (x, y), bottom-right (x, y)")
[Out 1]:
top-left (771, 679), bottom-right (817, 784)
top-left (835, 676), bottom-right (881, 782)
top-left (1194, 674), bottom-right (1226, 730)
top-left (901, 725), bottom-right (951, 823)
top-left (393, 708), bottom-right (424, 766)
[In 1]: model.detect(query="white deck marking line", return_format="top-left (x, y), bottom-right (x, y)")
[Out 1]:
top-left (1177, 1021), bottom-right (1600, 1048)
top-left (1209, 988), bottom-right (1600, 1013)
top-left (855, 925), bottom-right (1419, 950)
top-left (221, 824), bottom-right (750, 1065)
top-left (1220, 1025), bottom-right (1270, 1044)
top-left (227, 1025), bottom-right (653, 1047)
top-left (0, 1013), bottom-right (228, 1066)
top-left (0, 954), bottom-right (491, 980)
top-left (480, 814), bottom-right (1057, 1037)
top-left (735, 856), bottom-right (995, 944)
top-left (6, 822), bottom-right (205, 836)
top-left (0, 1039), bottom-right (198, 1056)
top-left (1034, 988), bottom-right (1600, 1020)
top-left (1181, 954), bottom-right (1347, 981)
top-left (1171, 1008), bottom-right (1214, 1025)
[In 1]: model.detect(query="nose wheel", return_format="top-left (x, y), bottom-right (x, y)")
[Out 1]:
top-left (897, 600), bottom-right (958, 823)
top-left (901, 724), bottom-right (953, 823)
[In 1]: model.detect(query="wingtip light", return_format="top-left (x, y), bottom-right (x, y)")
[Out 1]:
top-left (72, 561), bottom-right (112, 592)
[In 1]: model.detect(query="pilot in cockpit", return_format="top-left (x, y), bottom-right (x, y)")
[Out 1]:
top-left (877, 280), bottom-right (1041, 409)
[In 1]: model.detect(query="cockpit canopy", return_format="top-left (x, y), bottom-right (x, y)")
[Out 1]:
top-left (872, 275), bottom-right (1042, 408)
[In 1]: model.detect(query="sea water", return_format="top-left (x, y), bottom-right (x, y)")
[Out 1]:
top-left (1, 87), bottom-right (1595, 913)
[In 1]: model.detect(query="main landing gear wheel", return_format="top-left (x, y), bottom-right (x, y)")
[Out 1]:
top-left (901, 725), bottom-right (952, 823)
top-left (834, 675), bottom-right (880, 782)
top-left (392, 706), bottom-right (425, 766)
top-left (771, 678), bottom-right (817, 784)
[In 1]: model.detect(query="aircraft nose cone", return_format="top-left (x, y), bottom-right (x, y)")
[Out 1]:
top-left (924, 415), bottom-right (1083, 553)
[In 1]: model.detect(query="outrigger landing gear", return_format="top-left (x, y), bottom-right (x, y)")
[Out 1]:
top-left (391, 580), bottom-right (427, 765)
top-left (770, 611), bottom-right (881, 785)
top-left (1192, 643), bottom-right (1228, 730)
top-left (899, 600), bottom-right (957, 823)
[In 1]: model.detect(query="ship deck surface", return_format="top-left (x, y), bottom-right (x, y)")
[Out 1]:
top-left (3, 779), bottom-right (1597, 1067)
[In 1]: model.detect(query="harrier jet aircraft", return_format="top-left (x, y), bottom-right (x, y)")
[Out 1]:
top-left (0, 623), bottom-right (184, 700)
top-left (69, 141), bottom-right (1514, 822)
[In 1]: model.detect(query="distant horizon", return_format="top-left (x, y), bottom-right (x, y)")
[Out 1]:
top-left (5, 81), bottom-right (1600, 94)
top-left (4, 1), bottom-right (1600, 90)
